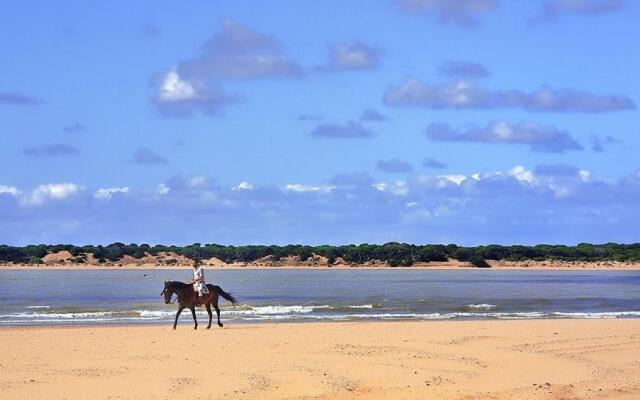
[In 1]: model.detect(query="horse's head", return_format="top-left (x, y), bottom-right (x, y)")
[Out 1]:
top-left (161, 281), bottom-right (173, 304)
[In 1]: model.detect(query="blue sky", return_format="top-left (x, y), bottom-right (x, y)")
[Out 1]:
top-left (1, 0), bottom-right (639, 245)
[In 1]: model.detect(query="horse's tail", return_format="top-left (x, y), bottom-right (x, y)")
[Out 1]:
top-left (213, 285), bottom-right (237, 305)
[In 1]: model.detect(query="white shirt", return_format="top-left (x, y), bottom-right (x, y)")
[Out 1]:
top-left (193, 266), bottom-right (204, 283)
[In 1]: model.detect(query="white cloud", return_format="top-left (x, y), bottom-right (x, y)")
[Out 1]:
top-left (25, 183), bottom-right (81, 206)
top-left (157, 183), bottom-right (170, 195)
top-left (284, 184), bottom-right (335, 193)
top-left (426, 120), bottom-right (583, 153)
top-left (372, 181), bottom-right (408, 196)
top-left (4, 166), bottom-right (639, 244)
top-left (384, 79), bottom-right (635, 113)
top-left (178, 19), bottom-right (302, 80)
top-left (152, 69), bottom-right (236, 117)
top-left (394, 0), bottom-right (498, 26)
top-left (437, 174), bottom-right (468, 186)
top-left (232, 181), bottom-right (254, 191)
top-left (579, 170), bottom-right (591, 182)
top-left (327, 42), bottom-right (379, 70)
top-left (0, 185), bottom-right (21, 197)
top-left (508, 165), bottom-right (535, 184)
top-left (157, 69), bottom-right (197, 102)
top-left (94, 187), bottom-right (129, 200)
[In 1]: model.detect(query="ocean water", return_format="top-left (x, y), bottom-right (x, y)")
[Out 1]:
top-left (0, 269), bottom-right (638, 326)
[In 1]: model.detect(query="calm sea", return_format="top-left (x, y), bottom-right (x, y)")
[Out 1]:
top-left (1, 269), bottom-right (638, 326)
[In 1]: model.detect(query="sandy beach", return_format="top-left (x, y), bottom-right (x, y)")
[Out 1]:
top-left (3, 260), bottom-right (640, 270)
top-left (1, 320), bottom-right (638, 399)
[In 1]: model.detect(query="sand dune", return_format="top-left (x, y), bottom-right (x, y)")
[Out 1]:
top-left (1, 320), bottom-right (639, 399)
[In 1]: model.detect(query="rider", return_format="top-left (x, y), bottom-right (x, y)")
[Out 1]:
top-left (190, 258), bottom-right (208, 305)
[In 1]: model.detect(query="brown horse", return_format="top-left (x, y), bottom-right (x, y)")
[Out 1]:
top-left (161, 281), bottom-right (237, 330)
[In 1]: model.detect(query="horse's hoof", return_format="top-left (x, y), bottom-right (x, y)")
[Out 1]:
top-left (173, 327), bottom-right (176, 330)
top-left (206, 326), bottom-right (211, 330)
top-left (218, 323), bottom-right (224, 328)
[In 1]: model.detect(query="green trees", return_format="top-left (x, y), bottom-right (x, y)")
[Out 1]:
top-left (1, 242), bottom-right (640, 265)
top-left (469, 256), bottom-right (491, 268)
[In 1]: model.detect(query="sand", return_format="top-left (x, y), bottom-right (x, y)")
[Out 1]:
top-left (3, 260), bottom-right (640, 270)
top-left (4, 250), bottom-right (640, 270)
top-left (1, 320), bottom-right (639, 399)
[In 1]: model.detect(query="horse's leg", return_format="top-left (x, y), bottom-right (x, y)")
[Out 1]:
top-left (173, 305), bottom-right (185, 330)
top-left (190, 306), bottom-right (198, 330)
top-left (205, 302), bottom-right (213, 329)
top-left (213, 294), bottom-right (223, 327)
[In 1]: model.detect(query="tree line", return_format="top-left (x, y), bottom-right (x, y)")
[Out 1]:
top-left (1, 242), bottom-right (639, 266)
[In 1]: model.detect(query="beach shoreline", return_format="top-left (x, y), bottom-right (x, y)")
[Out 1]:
top-left (1, 319), bottom-right (638, 399)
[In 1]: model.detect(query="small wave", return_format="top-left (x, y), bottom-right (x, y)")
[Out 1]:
top-left (321, 304), bottom-right (378, 311)
top-left (347, 304), bottom-right (376, 309)
top-left (465, 304), bottom-right (497, 311)
top-left (551, 311), bottom-right (640, 319)
top-left (233, 305), bottom-right (323, 315)
top-left (136, 310), bottom-right (174, 318)
top-left (0, 311), bottom-right (119, 319)
top-left (25, 305), bottom-right (51, 309)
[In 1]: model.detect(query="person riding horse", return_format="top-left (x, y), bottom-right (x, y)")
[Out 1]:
top-left (161, 260), bottom-right (237, 329)
top-left (190, 258), bottom-right (209, 304)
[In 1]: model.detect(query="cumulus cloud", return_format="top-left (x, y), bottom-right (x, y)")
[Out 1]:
top-left (152, 69), bottom-right (237, 117)
top-left (24, 183), bottom-right (82, 206)
top-left (0, 185), bottom-right (21, 197)
top-left (438, 61), bottom-right (490, 79)
top-left (284, 184), bottom-right (335, 193)
top-left (394, 0), bottom-right (498, 26)
top-left (23, 143), bottom-right (79, 157)
top-left (178, 19), bottom-right (302, 80)
top-left (232, 181), bottom-right (254, 191)
top-left (372, 181), bottom-right (409, 196)
top-left (324, 42), bottom-right (379, 71)
top-left (94, 187), bottom-right (129, 200)
top-left (534, 0), bottom-right (625, 21)
top-left (3, 166), bottom-right (640, 244)
top-left (377, 158), bottom-right (414, 173)
top-left (131, 148), bottom-right (169, 165)
top-left (423, 157), bottom-right (447, 169)
top-left (310, 121), bottom-right (375, 138)
top-left (0, 92), bottom-right (43, 105)
top-left (360, 109), bottom-right (387, 121)
top-left (426, 121), bottom-right (583, 152)
top-left (384, 79), bottom-right (635, 113)
top-left (157, 183), bottom-right (170, 195)
top-left (154, 176), bottom-right (218, 200)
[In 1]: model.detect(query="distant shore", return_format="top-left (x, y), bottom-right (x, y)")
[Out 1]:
top-left (3, 260), bottom-right (640, 270)
top-left (1, 319), bottom-right (638, 399)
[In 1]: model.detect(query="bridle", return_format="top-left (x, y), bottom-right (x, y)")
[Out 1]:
top-left (161, 286), bottom-right (178, 304)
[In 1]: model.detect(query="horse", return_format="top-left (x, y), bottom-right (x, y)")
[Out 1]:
top-left (161, 281), bottom-right (237, 330)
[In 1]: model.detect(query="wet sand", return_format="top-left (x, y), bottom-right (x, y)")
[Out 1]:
top-left (1, 319), bottom-right (639, 399)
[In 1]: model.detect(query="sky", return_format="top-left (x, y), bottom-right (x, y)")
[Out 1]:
top-left (1, 0), bottom-right (639, 246)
